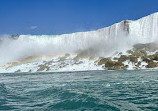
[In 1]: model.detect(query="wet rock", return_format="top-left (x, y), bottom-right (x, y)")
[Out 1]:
top-left (118, 55), bottom-right (128, 62)
top-left (107, 66), bottom-right (121, 70)
top-left (98, 58), bottom-right (111, 65)
top-left (15, 69), bottom-right (21, 73)
top-left (132, 50), bottom-right (147, 57)
top-left (123, 65), bottom-right (128, 69)
top-left (37, 64), bottom-right (50, 71)
top-left (136, 61), bottom-right (141, 68)
top-left (105, 60), bottom-right (116, 67)
top-left (142, 56), bottom-right (150, 63)
top-left (153, 53), bottom-right (158, 61)
top-left (105, 60), bottom-right (124, 70)
top-left (127, 50), bottom-right (133, 54)
top-left (129, 56), bottom-right (138, 63)
top-left (146, 61), bottom-right (157, 68)
top-left (113, 57), bottom-right (118, 60)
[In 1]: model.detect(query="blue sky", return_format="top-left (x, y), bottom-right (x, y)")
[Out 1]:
top-left (0, 0), bottom-right (158, 35)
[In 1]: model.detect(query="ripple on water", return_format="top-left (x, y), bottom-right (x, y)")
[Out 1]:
top-left (0, 70), bottom-right (158, 110)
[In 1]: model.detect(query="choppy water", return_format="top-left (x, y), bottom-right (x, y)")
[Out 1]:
top-left (0, 70), bottom-right (158, 111)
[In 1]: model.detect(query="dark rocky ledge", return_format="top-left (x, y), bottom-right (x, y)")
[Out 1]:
top-left (97, 42), bottom-right (158, 70)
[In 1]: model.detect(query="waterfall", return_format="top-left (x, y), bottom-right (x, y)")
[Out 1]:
top-left (0, 12), bottom-right (158, 65)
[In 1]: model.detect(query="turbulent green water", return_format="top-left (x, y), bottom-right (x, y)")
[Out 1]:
top-left (0, 70), bottom-right (158, 111)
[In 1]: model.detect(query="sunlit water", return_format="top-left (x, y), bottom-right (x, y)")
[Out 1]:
top-left (0, 70), bottom-right (158, 111)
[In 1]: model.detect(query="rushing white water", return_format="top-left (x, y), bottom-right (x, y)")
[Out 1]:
top-left (129, 12), bottom-right (158, 42)
top-left (0, 12), bottom-right (158, 66)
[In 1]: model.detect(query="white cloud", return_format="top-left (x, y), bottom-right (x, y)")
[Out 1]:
top-left (30, 26), bottom-right (37, 30)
